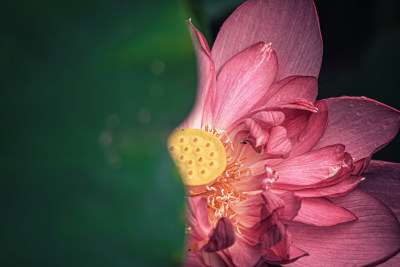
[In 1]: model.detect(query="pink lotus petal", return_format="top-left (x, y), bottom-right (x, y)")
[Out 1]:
top-left (231, 191), bottom-right (283, 218)
top-left (186, 196), bottom-right (212, 243)
top-left (272, 145), bottom-right (348, 189)
top-left (259, 222), bottom-right (285, 248)
top-left (313, 97), bottom-right (400, 161)
top-left (263, 76), bottom-right (318, 108)
top-left (266, 126), bottom-right (292, 156)
top-left (357, 160), bottom-right (400, 220)
top-left (288, 100), bottom-right (329, 158)
top-left (211, 0), bottom-right (322, 80)
top-left (201, 252), bottom-right (228, 267)
top-left (273, 98), bottom-right (318, 113)
top-left (202, 217), bottom-right (235, 252)
top-left (262, 245), bottom-right (308, 265)
top-left (280, 109), bottom-right (309, 140)
top-left (292, 175), bottom-right (363, 198)
top-left (212, 42), bottom-right (277, 129)
top-left (184, 252), bottom-right (207, 267)
top-left (259, 76), bottom-right (299, 104)
top-left (180, 21), bottom-right (216, 129)
top-left (287, 190), bottom-right (400, 266)
top-left (227, 236), bottom-right (263, 267)
top-left (253, 110), bottom-right (285, 126)
top-left (379, 254), bottom-right (400, 267)
top-left (263, 229), bottom-right (308, 264)
top-left (230, 192), bottom-right (265, 217)
top-left (293, 197), bottom-right (356, 226)
top-left (230, 173), bottom-right (265, 192)
top-left (351, 157), bottom-right (369, 175)
top-left (278, 191), bottom-right (302, 221)
top-left (237, 214), bottom-right (260, 229)
top-left (245, 118), bottom-right (269, 147)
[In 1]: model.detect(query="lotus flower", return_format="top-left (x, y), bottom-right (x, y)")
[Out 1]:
top-left (167, 0), bottom-right (400, 266)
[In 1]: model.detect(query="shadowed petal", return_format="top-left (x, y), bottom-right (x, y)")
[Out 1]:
top-left (293, 197), bottom-right (356, 226)
top-left (379, 254), bottom-right (400, 267)
top-left (279, 191), bottom-right (302, 220)
top-left (202, 252), bottom-right (228, 267)
top-left (313, 97), bottom-right (400, 161)
top-left (352, 157), bottom-right (369, 175)
top-left (357, 160), bottom-right (400, 220)
top-left (202, 217), bottom-right (235, 252)
top-left (287, 190), bottom-right (400, 266)
top-left (227, 236), bottom-right (263, 267)
top-left (288, 100), bottom-right (328, 158)
top-left (181, 21), bottom-right (216, 129)
top-left (212, 42), bottom-right (277, 129)
top-left (211, 0), bottom-right (322, 80)
top-left (259, 222), bottom-right (285, 248)
top-left (264, 229), bottom-right (308, 264)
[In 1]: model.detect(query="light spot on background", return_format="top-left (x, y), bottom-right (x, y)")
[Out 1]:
top-left (99, 129), bottom-right (113, 148)
top-left (137, 108), bottom-right (151, 124)
top-left (150, 60), bottom-right (165, 75)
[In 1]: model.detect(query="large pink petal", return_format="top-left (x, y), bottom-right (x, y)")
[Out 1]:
top-left (287, 190), bottom-right (400, 266)
top-left (293, 197), bottom-right (356, 226)
top-left (186, 196), bottom-right (212, 243)
top-left (271, 145), bottom-right (349, 189)
top-left (212, 42), bottom-right (277, 129)
top-left (180, 21), bottom-right (216, 129)
top-left (313, 97), bottom-right (400, 161)
top-left (291, 175), bottom-right (363, 198)
top-left (357, 160), bottom-right (400, 220)
top-left (260, 76), bottom-right (318, 109)
top-left (211, 0), bottom-right (323, 80)
top-left (379, 254), bottom-right (400, 267)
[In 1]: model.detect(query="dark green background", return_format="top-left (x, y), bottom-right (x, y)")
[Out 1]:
top-left (1, 0), bottom-right (399, 266)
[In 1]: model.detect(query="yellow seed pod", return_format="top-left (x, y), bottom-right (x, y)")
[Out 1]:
top-left (167, 129), bottom-right (226, 186)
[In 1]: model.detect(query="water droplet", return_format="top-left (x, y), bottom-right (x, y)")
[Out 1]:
top-left (298, 131), bottom-right (307, 142)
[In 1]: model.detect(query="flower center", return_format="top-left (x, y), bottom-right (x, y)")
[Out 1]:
top-left (167, 129), bottom-right (227, 186)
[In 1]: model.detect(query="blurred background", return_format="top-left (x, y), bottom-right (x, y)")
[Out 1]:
top-left (1, 0), bottom-right (399, 266)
